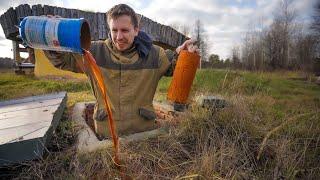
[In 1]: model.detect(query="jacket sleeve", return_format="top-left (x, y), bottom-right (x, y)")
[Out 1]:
top-left (44, 41), bottom-right (103, 73)
top-left (158, 48), bottom-right (178, 77)
top-left (43, 50), bottom-right (84, 73)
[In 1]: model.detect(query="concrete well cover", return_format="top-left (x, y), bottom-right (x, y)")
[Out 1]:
top-left (0, 92), bottom-right (67, 166)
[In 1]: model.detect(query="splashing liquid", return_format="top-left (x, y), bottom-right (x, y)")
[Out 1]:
top-left (83, 49), bottom-right (120, 166)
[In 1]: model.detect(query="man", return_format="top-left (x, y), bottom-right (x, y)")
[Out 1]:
top-left (46, 4), bottom-right (199, 139)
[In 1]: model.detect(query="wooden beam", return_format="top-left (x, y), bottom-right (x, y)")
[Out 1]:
top-left (18, 47), bottom-right (28, 53)
top-left (12, 41), bottom-right (21, 63)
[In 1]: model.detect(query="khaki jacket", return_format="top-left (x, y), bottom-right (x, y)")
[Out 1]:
top-left (45, 39), bottom-right (176, 138)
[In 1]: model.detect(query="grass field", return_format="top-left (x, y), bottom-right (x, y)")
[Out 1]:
top-left (0, 69), bottom-right (319, 179)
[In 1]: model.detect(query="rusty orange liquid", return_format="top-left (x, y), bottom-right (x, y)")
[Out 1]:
top-left (83, 50), bottom-right (120, 166)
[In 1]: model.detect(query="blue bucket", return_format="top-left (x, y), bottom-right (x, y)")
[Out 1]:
top-left (19, 16), bottom-right (91, 54)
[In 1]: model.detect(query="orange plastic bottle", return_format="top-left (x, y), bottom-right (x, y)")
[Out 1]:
top-left (167, 50), bottom-right (200, 109)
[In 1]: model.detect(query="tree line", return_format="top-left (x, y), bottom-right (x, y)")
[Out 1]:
top-left (172, 0), bottom-right (320, 74)
top-left (0, 57), bottom-right (14, 69)
top-left (228, 0), bottom-right (320, 73)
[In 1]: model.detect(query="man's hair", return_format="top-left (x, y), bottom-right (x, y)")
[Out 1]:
top-left (107, 4), bottom-right (139, 28)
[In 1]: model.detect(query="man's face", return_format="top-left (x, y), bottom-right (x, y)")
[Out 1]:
top-left (109, 15), bottom-right (138, 52)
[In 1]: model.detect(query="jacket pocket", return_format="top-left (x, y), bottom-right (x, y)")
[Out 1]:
top-left (139, 107), bottom-right (156, 120)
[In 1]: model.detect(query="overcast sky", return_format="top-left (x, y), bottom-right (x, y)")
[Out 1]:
top-left (0, 0), bottom-right (317, 59)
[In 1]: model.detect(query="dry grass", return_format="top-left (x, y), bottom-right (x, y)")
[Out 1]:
top-left (0, 70), bottom-right (319, 179)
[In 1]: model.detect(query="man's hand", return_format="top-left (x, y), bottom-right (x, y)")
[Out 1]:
top-left (176, 39), bottom-right (200, 54)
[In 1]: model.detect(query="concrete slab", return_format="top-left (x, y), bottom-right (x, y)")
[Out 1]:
top-left (0, 92), bottom-right (67, 166)
top-left (196, 95), bottom-right (227, 109)
top-left (73, 102), bottom-right (168, 153)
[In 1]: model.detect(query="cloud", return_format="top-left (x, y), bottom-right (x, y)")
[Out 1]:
top-left (0, 0), bottom-right (316, 59)
top-left (0, 34), bottom-right (5, 41)
top-left (0, 41), bottom-right (8, 46)
top-left (138, 0), bottom-right (270, 58)
top-left (0, 0), bottom-right (63, 12)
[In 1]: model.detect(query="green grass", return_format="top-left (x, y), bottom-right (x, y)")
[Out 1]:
top-left (0, 69), bottom-right (319, 179)
top-left (157, 69), bottom-right (320, 99)
top-left (0, 73), bottom-right (94, 105)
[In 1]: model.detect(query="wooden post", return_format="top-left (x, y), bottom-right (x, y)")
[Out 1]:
top-left (12, 40), bottom-right (21, 64)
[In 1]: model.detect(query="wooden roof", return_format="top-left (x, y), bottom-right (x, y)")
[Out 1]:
top-left (0, 4), bottom-right (188, 49)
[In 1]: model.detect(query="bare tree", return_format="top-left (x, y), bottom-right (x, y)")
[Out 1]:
top-left (193, 19), bottom-right (210, 68)
top-left (169, 22), bottom-right (191, 37)
top-left (311, 1), bottom-right (320, 57)
top-left (231, 45), bottom-right (241, 69)
top-left (311, 1), bottom-right (320, 74)
top-left (239, 0), bottom-right (300, 71)
top-left (181, 25), bottom-right (191, 37)
top-left (272, 0), bottom-right (297, 69)
top-left (242, 18), bottom-right (268, 70)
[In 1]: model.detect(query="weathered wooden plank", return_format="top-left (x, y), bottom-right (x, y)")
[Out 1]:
top-left (166, 26), bottom-right (172, 45)
top-left (93, 14), bottom-right (99, 40)
top-left (77, 9), bottom-right (84, 18)
top-left (15, 4), bottom-right (32, 23)
top-left (92, 13), bottom-right (98, 40)
top-left (15, 5), bottom-right (21, 22)
top-left (99, 13), bottom-right (108, 39)
top-left (1, 7), bottom-right (18, 39)
top-left (18, 47), bottom-right (28, 52)
top-left (64, 8), bottom-right (71, 18)
top-left (31, 5), bottom-right (38, 16)
top-left (12, 41), bottom-right (20, 62)
top-left (53, 6), bottom-right (58, 16)
top-left (24, 4), bottom-right (32, 17)
top-left (70, 8), bottom-right (78, 18)
top-left (61, 7), bottom-right (66, 17)
top-left (97, 13), bottom-right (103, 39)
top-left (160, 25), bottom-right (166, 43)
top-left (156, 22), bottom-right (162, 41)
top-left (168, 28), bottom-right (174, 47)
top-left (58, 7), bottom-right (63, 16)
top-left (86, 12), bottom-right (95, 40)
top-left (23, 4), bottom-right (31, 18)
top-left (53, 6), bottom-right (59, 16)
top-left (43, 5), bottom-right (54, 15)
top-left (58, 6), bottom-right (63, 16)
top-left (5, 8), bottom-right (13, 30)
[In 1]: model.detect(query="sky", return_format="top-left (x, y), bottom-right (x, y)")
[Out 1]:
top-left (0, 0), bottom-right (317, 59)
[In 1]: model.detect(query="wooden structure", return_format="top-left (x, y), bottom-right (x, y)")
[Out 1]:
top-left (0, 4), bottom-right (188, 72)
top-left (0, 92), bottom-right (67, 166)
top-left (33, 49), bottom-right (87, 79)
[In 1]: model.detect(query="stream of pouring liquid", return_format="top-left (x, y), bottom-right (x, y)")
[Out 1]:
top-left (83, 49), bottom-right (120, 166)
